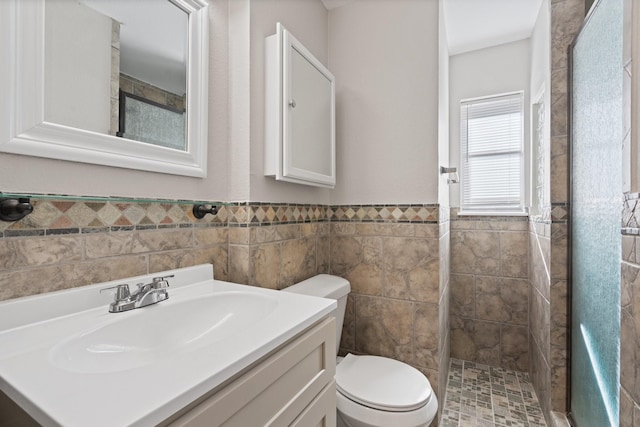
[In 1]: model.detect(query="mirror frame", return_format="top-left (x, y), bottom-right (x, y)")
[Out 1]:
top-left (0, 0), bottom-right (209, 177)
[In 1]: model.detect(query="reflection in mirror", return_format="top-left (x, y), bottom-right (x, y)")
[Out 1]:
top-left (118, 91), bottom-right (186, 150)
top-left (44, 0), bottom-right (188, 151)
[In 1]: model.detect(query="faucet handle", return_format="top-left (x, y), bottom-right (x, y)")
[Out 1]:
top-left (151, 275), bottom-right (174, 288)
top-left (100, 284), bottom-right (131, 301)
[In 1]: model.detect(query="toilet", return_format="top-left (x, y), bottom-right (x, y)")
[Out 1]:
top-left (283, 275), bottom-right (438, 427)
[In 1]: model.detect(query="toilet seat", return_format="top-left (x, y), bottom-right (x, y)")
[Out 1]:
top-left (335, 354), bottom-right (432, 412)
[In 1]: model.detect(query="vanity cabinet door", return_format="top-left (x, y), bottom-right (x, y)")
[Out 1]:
top-left (265, 23), bottom-right (335, 188)
top-left (290, 380), bottom-right (337, 427)
top-left (166, 318), bottom-right (336, 427)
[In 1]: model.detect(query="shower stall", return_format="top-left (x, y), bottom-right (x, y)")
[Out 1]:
top-left (570, 0), bottom-right (623, 425)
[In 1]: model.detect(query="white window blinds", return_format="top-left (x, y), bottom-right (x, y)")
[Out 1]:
top-left (460, 92), bottom-right (524, 213)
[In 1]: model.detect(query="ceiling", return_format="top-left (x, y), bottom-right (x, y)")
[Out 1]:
top-left (442, 0), bottom-right (544, 55)
top-left (321, 0), bottom-right (545, 56)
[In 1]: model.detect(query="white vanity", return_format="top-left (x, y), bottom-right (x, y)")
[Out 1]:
top-left (0, 265), bottom-right (337, 426)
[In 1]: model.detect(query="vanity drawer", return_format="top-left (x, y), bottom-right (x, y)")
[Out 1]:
top-left (167, 317), bottom-right (336, 427)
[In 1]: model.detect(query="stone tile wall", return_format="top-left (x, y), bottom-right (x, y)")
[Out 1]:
top-left (328, 204), bottom-right (448, 404)
top-left (529, 219), bottom-right (552, 420)
top-left (0, 199), bottom-right (228, 300)
top-left (542, 0), bottom-right (584, 424)
top-left (227, 222), bottom-right (330, 288)
top-left (120, 74), bottom-right (186, 112)
top-left (110, 20), bottom-right (120, 136)
top-left (438, 210), bottom-right (451, 419)
top-left (620, 0), bottom-right (638, 423)
top-left (620, 231), bottom-right (640, 426)
top-left (449, 211), bottom-right (530, 372)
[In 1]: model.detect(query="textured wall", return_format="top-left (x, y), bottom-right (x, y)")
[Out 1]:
top-left (449, 211), bottom-right (530, 372)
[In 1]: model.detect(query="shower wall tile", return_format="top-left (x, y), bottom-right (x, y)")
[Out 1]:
top-left (475, 276), bottom-right (528, 325)
top-left (550, 153), bottom-right (569, 204)
top-left (530, 0), bottom-right (584, 421)
top-left (450, 273), bottom-right (475, 317)
top-left (451, 230), bottom-right (501, 276)
top-left (621, 250), bottom-right (640, 423)
top-left (551, 0), bottom-right (585, 71)
top-left (438, 218), bottom-right (451, 414)
top-left (450, 316), bottom-right (501, 367)
top-left (530, 329), bottom-right (552, 420)
top-left (529, 218), bottom-right (552, 419)
top-left (531, 284), bottom-right (551, 362)
top-left (501, 324), bottom-right (529, 371)
top-left (620, 387), bottom-right (634, 427)
top-left (530, 222), bottom-right (551, 300)
top-left (450, 213), bottom-right (529, 371)
top-left (550, 223), bottom-right (568, 280)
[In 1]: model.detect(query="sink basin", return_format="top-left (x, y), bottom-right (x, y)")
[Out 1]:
top-left (0, 264), bottom-right (336, 427)
top-left (49, 291), bottom-right (279, 374)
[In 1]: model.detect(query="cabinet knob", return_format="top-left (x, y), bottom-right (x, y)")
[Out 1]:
top-left (289, 99), bottom-right (296, 108)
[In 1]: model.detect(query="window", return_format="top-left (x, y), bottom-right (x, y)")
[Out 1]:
top-left (460, 92), bottom-right (525, 213)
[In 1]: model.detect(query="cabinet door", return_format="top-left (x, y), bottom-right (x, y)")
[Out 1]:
top-left (165, 318), bottom-right (336, 427)
top-left (290, 381), bottom-right (337, 427)
top-left (264, 23), bottom-right (335, 188)
top-left (282, 31), bottom-right (335, 187)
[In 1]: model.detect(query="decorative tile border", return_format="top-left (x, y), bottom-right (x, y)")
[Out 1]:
top-left (0, 199), bottom-right (227, 237)
top-left (0, 197), bottom-right (449, 237)
top-left (330, 204), bottom-right (439, 223)
top-left (227, 202), bottom-right (331, 226)
top-left (550, 203), bottom-right (569, 223)
top-left (623, 192), bottom-right (640, 235)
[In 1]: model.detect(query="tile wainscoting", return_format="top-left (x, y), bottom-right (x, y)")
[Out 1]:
top-left (0, 197), bottom-right (451, 415)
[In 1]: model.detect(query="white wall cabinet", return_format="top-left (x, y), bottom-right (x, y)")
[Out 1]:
top-left (163, 318), bottom-right (336, 427)
top-left (265, 23), bottom-right (336, 188)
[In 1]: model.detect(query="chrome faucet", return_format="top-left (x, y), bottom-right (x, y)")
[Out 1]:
top-left (100, 275), bottom-right (173, 313)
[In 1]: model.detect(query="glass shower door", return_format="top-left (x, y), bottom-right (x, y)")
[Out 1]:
top-left (570, 0), bottom-right (622, 425)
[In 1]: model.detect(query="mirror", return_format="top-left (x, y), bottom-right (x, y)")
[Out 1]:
top-left (0, 0), bottom-right (209, 177)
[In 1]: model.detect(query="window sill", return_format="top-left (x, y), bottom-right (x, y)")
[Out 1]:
top-left (457, 211), bottom-right (529, 217)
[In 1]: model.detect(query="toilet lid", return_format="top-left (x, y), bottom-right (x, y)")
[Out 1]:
top-left (335, 354), bottom-right (432, 412)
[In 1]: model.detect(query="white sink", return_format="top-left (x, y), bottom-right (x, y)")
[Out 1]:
top-left (0, 264), bottom-right (335, 427)
top-left (49, 291), bottom-right (279, 374)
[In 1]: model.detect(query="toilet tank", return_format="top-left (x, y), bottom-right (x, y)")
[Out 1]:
top-left (282, 274), bottom-right (350, 355)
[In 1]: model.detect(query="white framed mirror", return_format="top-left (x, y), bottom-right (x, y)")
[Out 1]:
top-left (0, 0), bottom-right (209, 177)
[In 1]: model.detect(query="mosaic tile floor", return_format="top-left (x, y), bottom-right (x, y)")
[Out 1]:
top-left (441, 359), bottom-right (547, 427)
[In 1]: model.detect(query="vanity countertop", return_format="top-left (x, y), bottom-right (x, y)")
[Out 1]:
top-left (0, 264), bottom-right (336, 427)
